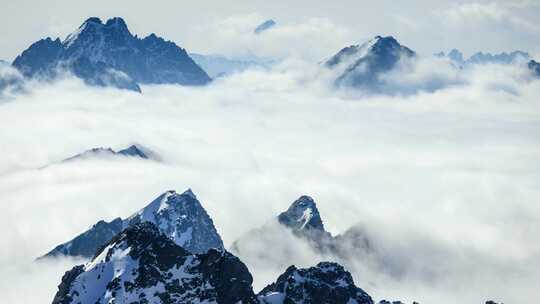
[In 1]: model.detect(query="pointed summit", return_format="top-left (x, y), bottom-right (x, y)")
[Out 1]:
top-left (278, 195), bottom-right (325, 232)
top-left (105, 17), bottom-right (128, 30)
top-left (116, 144), bottom-right (149, 158)
top-left (41, 188), bottom-right (224, 260)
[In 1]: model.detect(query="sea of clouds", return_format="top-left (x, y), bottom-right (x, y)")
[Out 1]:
top-left (0, 55), bottom-right (539, 304)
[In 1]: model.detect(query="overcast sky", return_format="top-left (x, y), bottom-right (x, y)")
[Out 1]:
top-left (1, 0), bottom-right (539, 61)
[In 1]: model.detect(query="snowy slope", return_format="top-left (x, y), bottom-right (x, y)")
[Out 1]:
top-left (52, 222), bottom-right (257, 304)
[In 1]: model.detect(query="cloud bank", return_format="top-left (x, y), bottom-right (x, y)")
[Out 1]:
top-left (0, 59), bottom-right (539, 304)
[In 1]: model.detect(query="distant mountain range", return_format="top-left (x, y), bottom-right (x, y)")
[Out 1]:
top-left (323, 36), bottom-right (540, 93)
top-left (436, 49), bottom-right (530, 66)
top-left (12, 17), bottom-right (211, 92)
top-left (5, 17), bottom-right (540, 95)
top-left (62, 144), bottom-right (155, 162)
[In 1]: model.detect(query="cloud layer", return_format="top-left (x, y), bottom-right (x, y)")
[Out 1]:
top-left (0, 59), bottom-right (539, 303)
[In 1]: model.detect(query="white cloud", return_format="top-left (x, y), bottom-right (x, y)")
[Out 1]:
top-left (443, 2), bottom-right (540, 37)
top-left (0, 60), bottom-right (539, 303)
top-left (186, 14), bottom-right (354, 61)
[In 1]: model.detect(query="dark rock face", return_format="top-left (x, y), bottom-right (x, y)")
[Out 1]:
top-left (51, 265), bottom-right (85, 304)
top-left (258, 262), bottom-right (374, 304)
top-left (43, 218), bottom-right (123, 259)
top-left (41, 189), bottom-right (224, 260)
top-left (12, 37), bottom-right (63, 78)
top-left (13, 17), bottom-right (210, 91)
top-left (51, 222), bottom-right (257, 304)
top-left (529, 60), bottom-right (540, 76)
top-left (116, 145), bottom-right (150, 158)
top-left (326, 36), bottom-right (415, 91)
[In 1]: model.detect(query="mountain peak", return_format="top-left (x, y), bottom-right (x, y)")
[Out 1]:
top-left (13, 16), bottom-right (211, 91)
top-left (182, 188), bottom-right (196, 199)
top-left (258, 261), bottom-right (374, 304)
top-left (105, 17), bottom-right (127, 28)
top-left (254, 19), bottom-right (276, 34)
top-left (278, 195), bottom-right (325, 232)
top-left (53, 221), bottom-right (257, 304)
top-left (83, 17), bottom-right (102, 25)
top-left (125, 189), bottom-right (224, 253)
top-left (42, 188), bottom-right (223, 260)
top-left (325, 35), bottom-right (415, 90)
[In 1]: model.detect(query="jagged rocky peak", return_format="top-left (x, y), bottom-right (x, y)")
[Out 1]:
top-left (258, 261), bottom-right (374, 304)
top-left (52, 222), bottom-right (258, 304)
top-left (278, 195), bottom-right (326, 232)
top-left (126, 188), bottom-right (224, 254)
top-left (117, 144), bottom-right (150, 158)
top-left (325, 35), bottom-right (415, 90)
top-left (12, 16), bottom-right (210, 91)
top-left (254, 19), bottom-right (276, 34)
top-left (41, 188), bottom-right (224, 260)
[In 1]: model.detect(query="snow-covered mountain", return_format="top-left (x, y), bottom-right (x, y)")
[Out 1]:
top-left (436, 49), bottom-right (530, 66)
top-left (12, 17), bottom-right (211, 92)
top-left (325, 36), bottom-right (415, 90)
top-left (277, 195), bottom-right (332, 241)
top-left (258, 262), bottom-right (374, 304)
top-left (52, 222), bottom-right (257, 304)
top-left (51, 221), bottom-right (382, 304)
top-left (62, 144), bottom-right (155, 162)
top-left (232, 195), bottom-right (333, 255)
top-left (254, 19), bottom-right (276, 34)
top-left (42, 189), bottom-right (224, 259)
